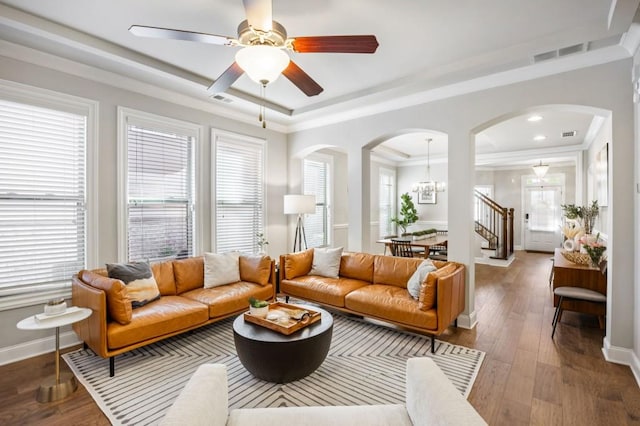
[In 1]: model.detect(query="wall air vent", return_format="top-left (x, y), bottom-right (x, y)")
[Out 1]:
top-left (211, 94), bottom-right (233, 103)
top-left (561, 130), bottom-right (577, 138)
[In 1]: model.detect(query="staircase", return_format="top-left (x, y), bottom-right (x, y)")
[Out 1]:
top-left (474, 190), bottom-right (514, 260)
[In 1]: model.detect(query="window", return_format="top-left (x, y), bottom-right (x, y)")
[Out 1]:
top-left (214, 130), bottom-right (265, 253)
top-left (303, 155), bottom-right (331, 248)
top-left (379, 168), bottom-right (396, 237)
top-left (118, 108), bottom-right (200, 262)
top-left (0, 82), bottom-right (96, 309)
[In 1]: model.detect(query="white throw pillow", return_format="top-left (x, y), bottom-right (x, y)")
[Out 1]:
top-left (204, 252), bottom-right (241, 288)
top-left (309, 247), bottom-right (344, 278)
top-left (407, 259), bottom-right (437, 299)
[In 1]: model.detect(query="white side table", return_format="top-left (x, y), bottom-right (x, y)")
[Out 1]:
top-left (17, 307), bottom-right (92, 403)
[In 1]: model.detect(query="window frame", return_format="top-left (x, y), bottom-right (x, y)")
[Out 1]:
top-left (211, 128), bottom-right (267, 253)
top-left (379, 167), bottom-right (397, 238)
top-left (0, 79), bottom-right (98, 310)
top-left (117, 107), bottom-right (203, 262)
top-left (302, 153), bottom-right (333, 248)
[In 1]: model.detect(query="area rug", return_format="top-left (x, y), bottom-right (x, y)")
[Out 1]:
top-left (63, 314), bottom-right (485, 426)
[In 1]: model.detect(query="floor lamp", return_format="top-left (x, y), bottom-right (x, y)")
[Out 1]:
top-left (284, 194), bottom-right (316, 252)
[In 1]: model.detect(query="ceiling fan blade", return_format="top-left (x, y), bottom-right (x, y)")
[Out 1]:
top-left (242, 0), bottom-right (273, 32)
top-left (129, 25), bottom-right (235, 46)
top-left (291, 35), bottom-right (379, 53)
top-left (282, 61), bottom-right (323, 97)
top-left (207, 62), bottom-right (244, 94)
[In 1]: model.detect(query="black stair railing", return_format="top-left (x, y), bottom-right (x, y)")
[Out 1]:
top-left (474, 190), bottom-right (514, 259)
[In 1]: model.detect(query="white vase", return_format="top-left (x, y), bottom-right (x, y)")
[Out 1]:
top-left (249, 305), bottom-right (269, 318)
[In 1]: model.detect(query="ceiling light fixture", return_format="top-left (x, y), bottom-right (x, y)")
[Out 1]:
top-left (527, 115), bottom-right (543, 122)
top-left (235, 45), bottom-right (290, 128)
top-left (235, 45), bottom-right (290, 85)
top-left (533, 135), bottom-right (546, 141)
top-left (532, 161), bottom-right (549, 178)
top-left (411, 138), bottom-right (446, 197)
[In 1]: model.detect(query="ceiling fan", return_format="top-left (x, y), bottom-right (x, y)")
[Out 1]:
top-left (129, 0), bottom-right (379, 97)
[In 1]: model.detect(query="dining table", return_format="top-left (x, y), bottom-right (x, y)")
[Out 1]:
top-left (377, 235), bottom-right (448, 258)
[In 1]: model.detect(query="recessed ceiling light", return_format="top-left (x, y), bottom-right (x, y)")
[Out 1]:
top-left (533, 135), bottom-right (546, 141)
top-left (527, 115), bottom-right (543, 122)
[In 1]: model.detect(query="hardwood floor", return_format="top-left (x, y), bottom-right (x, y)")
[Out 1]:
top-left (0, 251), bottom-right (638, 425)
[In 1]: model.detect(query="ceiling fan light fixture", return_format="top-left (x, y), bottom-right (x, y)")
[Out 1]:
top-left (235, 45), bottom-right (290, 85)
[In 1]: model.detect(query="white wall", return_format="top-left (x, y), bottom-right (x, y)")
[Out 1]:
top-left (288, 59), bottom-right (636, 356)
top-left (397, 162), bottom-right (448, 228)
top-left (0, 55), bottom-right (289, 361)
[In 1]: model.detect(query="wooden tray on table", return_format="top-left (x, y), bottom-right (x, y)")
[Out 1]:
top-left (244, 302), bottom-right (321, 335)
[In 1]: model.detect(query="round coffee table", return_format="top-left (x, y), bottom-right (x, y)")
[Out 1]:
top-left (233, 304), bottom-right (333, 383)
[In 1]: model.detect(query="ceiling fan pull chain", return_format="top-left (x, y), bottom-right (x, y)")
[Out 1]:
top-left (260, 83), bottom-right (267, 128)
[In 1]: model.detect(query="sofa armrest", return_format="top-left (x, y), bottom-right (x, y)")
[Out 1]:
top-left (72, 276), bottom-right (109, 357)
top-left (435, 264), bottom-right (466, 333)
top-left (160, 364), bottom-right (229, 426)
top-left (406, 357), bottom-right (486, 426)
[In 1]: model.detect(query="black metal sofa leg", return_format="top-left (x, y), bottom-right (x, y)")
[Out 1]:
top-left (431, 336), bottom-right (435, 354)
top-left (109, 357), bottom-right (115, 377)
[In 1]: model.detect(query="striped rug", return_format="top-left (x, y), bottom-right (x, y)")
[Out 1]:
top-left (63, 313), bottom-right (484, 425)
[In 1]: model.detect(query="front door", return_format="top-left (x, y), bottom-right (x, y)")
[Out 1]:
top-left (523, 175), bottom-right (564, 252)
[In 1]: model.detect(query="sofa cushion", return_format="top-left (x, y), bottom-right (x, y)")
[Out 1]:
top-left (339, 252), bottom-right (375, 282)
top-left (418, 263), bottom-right (458, 311)
top-left (309, 247), bottom-right (343, 278)
top-left (280, 276), bottom-right (368, 308)
top-left (106, 296), bottom-right (208, 349)
top-left (204, 252), bottom-right (240, 288)
top-left (345, 285), bottom-right (437, 330)
top-left (80, 270), bottom-right (132, 325)
top-left (151, 260), bottom-right (177, 296)
top-left (407, 259), bottom-right (436, 299)
top-left (173, 257), bottom-right (204, 294)
top-left (373, 256), bottom-right (423, 288)
top-left (106, 261), bottom-right (160, 308)
top-left (228, 404), bottom-right (412, 426)
top-left (181, 282), bottom-right (273, 318)
top-left (239, 255), bottom-right (271, 286)
top-left (283, 249), bottom-right (313, 280)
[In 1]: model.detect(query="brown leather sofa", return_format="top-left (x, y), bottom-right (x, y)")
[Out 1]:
top-left (72, 255), bottom-right (276, 376)
top-left (279, 250), bottom-right (465, 353)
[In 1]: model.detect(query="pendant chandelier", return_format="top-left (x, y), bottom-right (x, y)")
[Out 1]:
top-left (411, 138), bottom-right (446, 196)
top-left (532, 160), bottom-right (549, 178)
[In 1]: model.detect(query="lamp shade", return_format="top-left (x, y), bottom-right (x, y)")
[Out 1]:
top-left (235, 45), bottom-right (290, 85)
top-left (284, 194), bottom-right (316, 215)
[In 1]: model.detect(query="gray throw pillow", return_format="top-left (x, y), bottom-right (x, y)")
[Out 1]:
top-left (106, 261), bottom-right (160, 308)
top-left (407, 259), bottom-right (437, 299)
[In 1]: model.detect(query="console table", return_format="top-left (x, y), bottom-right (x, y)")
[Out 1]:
top-left (552, 248), bottom-right (607, 323)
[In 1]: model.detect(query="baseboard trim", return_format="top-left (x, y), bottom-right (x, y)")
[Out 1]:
top-left (0, 331), bottom-right (82, 366)
top-left (602, 337), bottom-right (640, 388)
top-left (457, 310), bottom-right (478, 330)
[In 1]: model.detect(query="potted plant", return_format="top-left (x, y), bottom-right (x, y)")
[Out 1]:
top-left (256, 232), bottom-right (269, 255)
top-left (248, 297), bottom-right (269, 318)
top-left (561, 200), bottom-right (599, 235)
top-left (391, 193), bottom-right (418, 235)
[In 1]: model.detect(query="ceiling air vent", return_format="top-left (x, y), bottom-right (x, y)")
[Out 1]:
top-left (558, 43), bottom-right (584, 57)
top-left (211, 94), bottom-right (233, 103)
top-left (533, 50), bottom-right (558, 63)
top-left (561, 130), bottom-right (577, 138)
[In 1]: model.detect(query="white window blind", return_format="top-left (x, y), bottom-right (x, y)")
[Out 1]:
top-left (215, 135), bottom-right (264, 253)
top-left (379, 168), bottom-right (396, 237)
top-left (126, 124), bottom-right (195, 262)
top-left (0, 99), bottom-right (86, 298)
top-left (303, 157), bottom-right (330, 248)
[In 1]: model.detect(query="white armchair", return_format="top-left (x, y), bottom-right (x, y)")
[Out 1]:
top-left (161, 358), bottom-right (486, 426)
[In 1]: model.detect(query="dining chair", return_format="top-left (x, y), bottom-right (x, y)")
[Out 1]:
top-left (551, 260), bottom-right (607, 338)
top-left (391, 239), bottom-right (414, 258)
